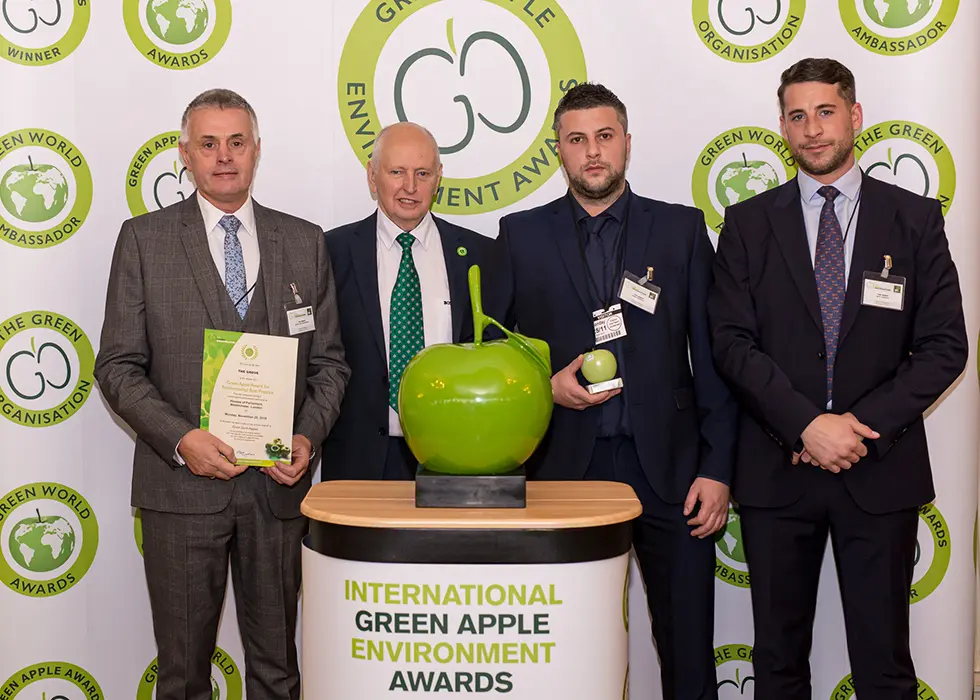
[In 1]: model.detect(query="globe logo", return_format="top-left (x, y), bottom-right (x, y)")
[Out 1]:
top-left (715, 510), bottom-right (746, 564)
top-left (0, 156), bottom-right (68, 223)
top-left (864, 0), bottom-right (933, 28)
top-left (146, 0), bottom-right (209, 45)
top-left (715, 153), bottom-right (780, 207)
top-left (211, 676), bottom-right (220, 700)
top-left (8, 508), bottom-right (76, 573)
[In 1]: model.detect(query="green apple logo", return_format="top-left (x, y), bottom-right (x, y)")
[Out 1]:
top-left (866, 147), bottom-right (930, 196)
top-left (718, 0), bottom-right (782, 35)
top-left (146, 0), bottom-right (209, 45)
top-left (0, 155), bottom-right (69, 223)
top-left (864, 0), bottom-right (933, 28)
top-left (6, 336), bottom-right (71, 401)
top-left (716, 153), bottom-right (780, 207)
top-left (394, 18), bottom-right (531, 155)
top-left (399, 265), bottom-right (553, 475)
top-left (716, 509), bottom-right (746, 562)
top-left (717, 667), bottom-right (755, 694)
top-left (9, 507), bottom-right (76, 572)
top-left (153, 160), bottom-right (191, 209)
top-left (2, 0), bottom-right (61, 33)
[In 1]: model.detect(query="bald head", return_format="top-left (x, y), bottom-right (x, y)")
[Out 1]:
top-left (367, 122), bottom-right (444, 232)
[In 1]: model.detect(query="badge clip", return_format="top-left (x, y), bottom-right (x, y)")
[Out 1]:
top-left (289, 282), bottom-right (303, 305)
top-left (646, 266), bottom-right (655, 283)
top-left (880, 255), bottom-right (892, 280)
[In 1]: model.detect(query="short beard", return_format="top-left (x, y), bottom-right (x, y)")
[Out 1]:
top-left (793, 136), bottom-right (855, 177)
top-left (567, 166), bottom-right (626, 204)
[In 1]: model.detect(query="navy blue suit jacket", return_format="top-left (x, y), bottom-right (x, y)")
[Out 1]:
top-left (487, 192), bottom-right (737, 503)
top-left (322, 212), bottom-right (493, 480)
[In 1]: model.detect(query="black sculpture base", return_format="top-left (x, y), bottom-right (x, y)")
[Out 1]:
top-left (415, 466), bottom-right (526, 509)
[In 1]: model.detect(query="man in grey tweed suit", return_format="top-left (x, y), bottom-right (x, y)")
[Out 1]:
top-left (94, 89), bottom-right (350, 699)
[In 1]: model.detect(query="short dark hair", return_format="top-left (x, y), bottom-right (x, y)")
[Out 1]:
top-left (553, 83), bottom-right (628, 135)
top-left (778, 58), bottom-right (856, 112)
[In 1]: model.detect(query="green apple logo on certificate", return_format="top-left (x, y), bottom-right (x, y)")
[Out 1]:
top-left (200, 329), bottom-right (297, 467)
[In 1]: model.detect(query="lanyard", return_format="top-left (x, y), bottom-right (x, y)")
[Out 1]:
top-left (840, 187), bottom-right (862, 246)
top-left (570, 193), bottom-right (631, 311)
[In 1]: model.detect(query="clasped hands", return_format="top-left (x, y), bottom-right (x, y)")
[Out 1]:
top-left (793, 412), bottom-right (879, 473)
top-left (177, 429), bottom-right (314, 486)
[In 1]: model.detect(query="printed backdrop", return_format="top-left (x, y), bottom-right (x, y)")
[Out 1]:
top-left (0, 1), bottom-right (977, 698)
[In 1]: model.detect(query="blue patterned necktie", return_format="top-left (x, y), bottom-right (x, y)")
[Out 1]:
top-left (388, 232), bottom-right (424, 411)
top-left (220, 214), bottom-right (248, 319)
top-left (814, 186), bottom-right (844, 405)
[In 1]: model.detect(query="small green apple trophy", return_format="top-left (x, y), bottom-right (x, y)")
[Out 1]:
top-left (581, 349), bottom-right (622, 394)
top-left (398, 265), bottom-right (553, 507)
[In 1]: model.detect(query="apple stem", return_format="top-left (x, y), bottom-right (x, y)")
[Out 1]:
top-left (28, 155), bottom-right (35, 171)
top-left (468, 264), bottom-right (486, 346)
top-left (36, 508), bottom-right (42, 523)
top-left (742, 152), bottom-right (748, 168)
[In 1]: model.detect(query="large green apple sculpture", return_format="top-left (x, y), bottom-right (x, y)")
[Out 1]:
top-left (398, 265), bottom-right (553, 474)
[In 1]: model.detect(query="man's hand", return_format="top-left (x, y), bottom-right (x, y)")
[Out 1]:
top-left (178, 429), bottom-right (247, 481)
top-left (683, 477), bottom-right (730, 538)
top-left (799, 413), bottom-right (879, 472)
top-left (266, 434), bottom-right (314, 486)
top-left (551, 354), bottom-right (620, 410)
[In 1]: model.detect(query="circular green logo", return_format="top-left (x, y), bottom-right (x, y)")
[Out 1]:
top-left (714, 506), bottom-right (750, 588)
top-left (0, 0), bottom-right (90, 66)
top-left (856, 120), bottom-right (956, 216)
top-left (693, 0), bottom-right (806, 63)
top-left (0, 311), bottom-right (94, 427)
top-left (137, 647), bottom-right (243, 700)
top-left (0, 482), bottom-right (98, 597)
top-left (693, 126), bottom-right (797, 234)
top-left (831, 673), bottom-right (937, 699)
top-left (0, 128), bottom-right (92, 248)
top-left (1, 662), bottom-right (104, 698)
top-left (126, 131), bottom-right (190, 216)
top-left (338, 0), bottom-right (587, 215)
top-left (124, 0), bottom-right (232, 70)
top-left (910, 502), bottom-right (950, 603)
top-left (840, 0), bottom-right (956, 55)
top-left (714, 644), bottom-right (754, 695)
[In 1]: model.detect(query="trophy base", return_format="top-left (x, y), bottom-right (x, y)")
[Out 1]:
top-left (415, 466), bottom-right (526, 509)
top-left (586, 377), bottom-right (624, 394)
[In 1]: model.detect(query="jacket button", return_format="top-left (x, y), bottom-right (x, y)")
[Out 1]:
top-left (817, 351), bottom-right (826, 360)
top-left (378, 427), bottom-right (387, 436)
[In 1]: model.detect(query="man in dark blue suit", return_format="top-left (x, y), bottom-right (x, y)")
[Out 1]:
top-left (323, 122), bottom-right (491, 480)
top-left (487, 84), bottom-right (738, 700)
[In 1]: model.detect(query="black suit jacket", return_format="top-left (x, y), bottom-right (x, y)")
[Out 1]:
top-left (487, 193), bottom-right (737, 504)
top-left (707, 174), bottom-right (967, 514)
top-left (321, 212), bottom-right (493, 479)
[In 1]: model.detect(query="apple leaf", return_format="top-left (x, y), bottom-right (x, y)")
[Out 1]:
top-left (447, 18), bottom-right (456, 56)
top-left (173, 160), bottom-right (179, 176)
top-left (30, 335), bottom-right (36, 356)
top-left (888, 148), bottom-right (893, 167)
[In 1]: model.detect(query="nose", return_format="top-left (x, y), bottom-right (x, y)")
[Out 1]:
top-left (803, 115), bottom-right (822, 139)
top-left (403, 173), bottom-right (417, 193)
top-left (216, 142), bottom-right (233, 163)
top-left (586, 137), bottom-right (601, 159)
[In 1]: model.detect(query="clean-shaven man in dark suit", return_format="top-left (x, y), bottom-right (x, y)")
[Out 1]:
top-left (95, 89), bottom-right (350, 699)
top-left (323, 122), bottom-right (491, 480)
top-left (707, 58), bottom-right (967, 700)
top-left (487, 83), bottom-right (738, 700)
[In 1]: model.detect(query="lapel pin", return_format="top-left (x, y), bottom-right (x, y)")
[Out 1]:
top-left (457, 246), bottom-right (467, 257)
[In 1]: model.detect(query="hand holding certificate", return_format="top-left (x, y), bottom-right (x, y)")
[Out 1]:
top-left (201, 329), bottom-right (298, 467)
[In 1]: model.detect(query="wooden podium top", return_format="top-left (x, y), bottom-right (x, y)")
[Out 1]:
top-left (300, 480), bottom-right (642, 530)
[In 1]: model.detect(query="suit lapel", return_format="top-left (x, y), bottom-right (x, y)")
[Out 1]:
top-left (768, 179), bottom-right (823, 333)
top-left (178, 194), bottom-right (224, 328)
top-left (253, 200), bottom-right (283, 335)
top-left (839, 174), bottom-right (896, 343)
top-left (434, 217), bottom-right (469, 343)
top-left (352, 213), bottom-right (387, 360)
top-left (550, 198), bottom-right (593, 315)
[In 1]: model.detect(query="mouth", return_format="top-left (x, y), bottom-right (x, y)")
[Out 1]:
top-left (802, 143), bottom-right (832, 155)
top-left (396, 197), bottom-right (421, 207)
top-left (584, 164), bottom-right (607, 174)
top-left (213, 170), bottom-right (238, 179)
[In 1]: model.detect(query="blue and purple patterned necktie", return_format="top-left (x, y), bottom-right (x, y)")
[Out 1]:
top-left (814, 186), bottom-right (844, 406)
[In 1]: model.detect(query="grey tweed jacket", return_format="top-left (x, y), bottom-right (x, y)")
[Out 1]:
top-left (94, 194), bottom-right (350, 519)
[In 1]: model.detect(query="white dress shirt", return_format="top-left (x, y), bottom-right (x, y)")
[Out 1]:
top-left (197, 192), bottom-right (260, 305)
top-left (176, 193), bottom-right (261, 464)
top-left (798, 162), bottom-right (863, 282)
top-left (377, 208), bottom-right (452, 437)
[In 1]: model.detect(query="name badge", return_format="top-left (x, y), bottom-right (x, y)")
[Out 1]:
top-left (861, 272), bottom-right (905, 311)
top-left (593, 304), bottom-right (627, 345)
top-left (619, 271), bottom-right (660, 315)
top-left (286, 305), bottom-right (316, 335)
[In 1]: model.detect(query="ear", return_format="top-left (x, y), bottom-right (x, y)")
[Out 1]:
top-left (779, 113), bottom-right (788, 142)
top-left (851, 101), bottom-right (864, 133)
top-left (625, 132), bottom-right (631, 160)
top-left (366, 160), bottom-right (378, 198)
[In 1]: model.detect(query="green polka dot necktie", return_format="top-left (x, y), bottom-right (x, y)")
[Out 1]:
top-left (388, 232), bottom-right (424, 411)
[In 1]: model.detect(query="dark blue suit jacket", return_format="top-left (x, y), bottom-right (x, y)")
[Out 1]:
top-left (322, 212), bottom-right (493, 480)
top-left (487, 193), bottom-right (737, 503)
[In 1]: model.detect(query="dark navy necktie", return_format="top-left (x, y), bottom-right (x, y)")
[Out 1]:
top-left (814, 186), bottom-right (844, 405)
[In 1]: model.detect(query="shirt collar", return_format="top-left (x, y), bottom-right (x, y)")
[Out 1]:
top-left (376, 208), bottom-right (437, 251)
top-left (798, 162), bottom-right (862, 204)
top-left (197, 192), bottom-right (256, 237)
top-left (569, 183), bottom-right (631, 224)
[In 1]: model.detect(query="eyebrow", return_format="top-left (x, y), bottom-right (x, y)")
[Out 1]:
top-left (199, 132), bottom-right (246, 140)
top-left (565, 127), bottom-right (617, 137)
top-left (788, 103), bottom-right (838, 116)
